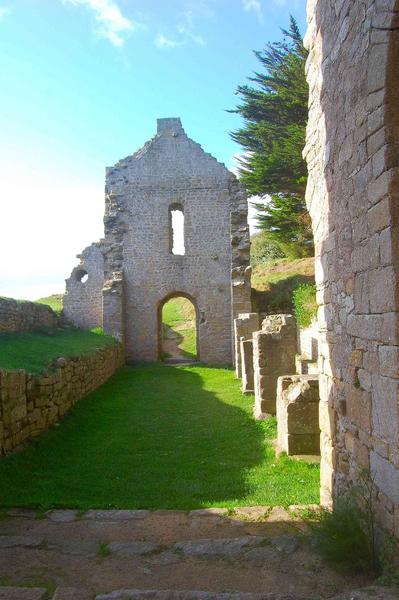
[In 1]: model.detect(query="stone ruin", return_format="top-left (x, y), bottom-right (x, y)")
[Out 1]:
top-left (235, 0), bottom-right (399, 539)
top-left (234, 311), bottom-right (321, 453)
top-left (62, 0), bottom-right (399, 539)
top-left (64, 118), bottom-right (251, 364)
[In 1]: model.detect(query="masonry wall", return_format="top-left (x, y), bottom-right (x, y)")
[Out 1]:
top-left (0, 298), bottom-right (59, 333)
top-left (0, 343), bottom-right (124, 454)
top-left (103, 118), bottom-right (250, 364)
top-left (64, 242), bottom-right (104, 330)
top-left (305, 0), bottom-right (399, 535)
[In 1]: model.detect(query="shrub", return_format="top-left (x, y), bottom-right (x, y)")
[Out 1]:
top-left (292, 283), bottom-right (317, 328)
top-left (307, 502), bottom-right (376, 573)
top-left (250, 231), bottom-right (285, 266)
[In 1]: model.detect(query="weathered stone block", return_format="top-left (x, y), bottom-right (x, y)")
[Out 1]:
top-left (234, 313), bottom-right (259, 377)
top-left (276, 375), bottom-right (320, 456)
top-left (253, 314), bottom-right (297, 418)
top-left (240, 337), bottom-right (254, 393)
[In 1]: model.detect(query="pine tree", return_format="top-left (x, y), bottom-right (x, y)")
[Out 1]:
top-left (230, 17), bottom-right (313, 258)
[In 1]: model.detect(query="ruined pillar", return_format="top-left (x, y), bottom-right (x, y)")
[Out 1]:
top-left (240, 337), bottom-right (254, 394)
top-left (253, 314), bottom-right (297, 418)
top-left (233, 313), bottom-right (259, 377)
top-left (102, 271), bottom-right (125, 343)
top-left (276, 375), bottom-right (320, 456)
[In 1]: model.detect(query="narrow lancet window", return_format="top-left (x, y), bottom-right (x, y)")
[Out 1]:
top-left (169, 204), bottom-right (185, 255)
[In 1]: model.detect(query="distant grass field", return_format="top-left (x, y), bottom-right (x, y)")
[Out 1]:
top-left (35, 294), bottom-right (63, 314)
top-left (162, 297), bottom-right (197, 359)
top-left (0, 363), bottom-right (320, 509)
top-left (0, 328), bottom-right (116, 375)
top-left (251, 257), bottom-right (315, 315)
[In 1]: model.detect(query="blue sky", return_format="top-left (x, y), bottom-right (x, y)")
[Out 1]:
top-left (0, 0), bottom-right (306, 300)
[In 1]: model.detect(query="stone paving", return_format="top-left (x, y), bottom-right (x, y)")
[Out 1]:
top-left (0, 507), bottom-right (395, 600)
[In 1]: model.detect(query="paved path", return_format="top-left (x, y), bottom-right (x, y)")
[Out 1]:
top-left (0, 507), bottom-right (390, 599)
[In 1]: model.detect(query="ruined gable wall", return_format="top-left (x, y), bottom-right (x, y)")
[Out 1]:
top-left (64, 242), bottom-right (104, 330)
top-left (305, 0), bottom-right (399, 534)
top-left (104, 118), bottom-right (250, 364)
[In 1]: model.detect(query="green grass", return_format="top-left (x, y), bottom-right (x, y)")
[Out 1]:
top-left (293, 284), bottom-right (317, 328)
top-left (35, 294), bottom-right (63, 314)
top-left (251, 257), bottom-right (315, 315)
top-left (0, 363), bottom-right (319, 509)
top-left (162, 297), bottom-right (197, 358)
top-left (0, 328), bottom-right (116, 375)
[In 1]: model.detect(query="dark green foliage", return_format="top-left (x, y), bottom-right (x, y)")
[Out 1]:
top-left (292, 283), bottom-right (317, 328)
top-left (231, 17), bottom-right (313, 258)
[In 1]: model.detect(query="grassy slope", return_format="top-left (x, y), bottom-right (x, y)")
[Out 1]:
top-left (0, 363), bottom-right (319, 509)
top-left (35, 294), bottom-right (63, 314)
top-left (162, 297), bottom-right (197, 358)
top-left (251, 257), bottom-right (315, 314)
top-left (0, 328), bottom-right (116, 375)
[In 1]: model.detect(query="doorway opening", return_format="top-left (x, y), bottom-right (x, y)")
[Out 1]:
top-left (159, 293), bottom-right (198, 363)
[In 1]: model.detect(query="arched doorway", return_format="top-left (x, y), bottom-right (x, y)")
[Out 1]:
top-left (158, 292), bottom-right (199, 363)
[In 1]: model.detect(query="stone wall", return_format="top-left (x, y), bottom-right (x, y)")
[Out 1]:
top-left (304, 0), bottom-right (399, 534)
top-left (0, 343), bottom-right (124, 454)
top-left (64, 242), bottom-right (104, 330)
top-left (0, 297), bottom-right (59, 334)
top-left (102, 118), bottom-right (250, 364)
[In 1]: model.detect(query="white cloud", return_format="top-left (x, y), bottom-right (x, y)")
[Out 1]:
top-left (154, 5), bottom-right (208, 50)
top-left (155, 33), bottom-right (184, 49)
top-left (242, 0), bottom-right (264, 24)
top-left (64, 0), bottom-right (140, 47)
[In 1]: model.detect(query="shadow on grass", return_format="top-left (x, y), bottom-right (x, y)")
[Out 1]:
top-left (0, 364), bottom-right (271, 510)
top-left (252, 274), bottom-right (315, 315)
top-left (162, 324), bottom-right (196, 361)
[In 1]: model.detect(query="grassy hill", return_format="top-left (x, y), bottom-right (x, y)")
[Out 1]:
top-left (35, 294), bottom-right (63, 314)
top-left (251, 257), bottom-right (315, 315)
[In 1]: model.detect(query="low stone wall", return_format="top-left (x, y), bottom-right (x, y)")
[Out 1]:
top-left (0, 343), bottom-right (124, 453)
top-left (0, 297), bottom-right (59, 333)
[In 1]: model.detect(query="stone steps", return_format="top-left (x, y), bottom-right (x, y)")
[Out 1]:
top-left (0, 586), bottom-right (397, 600)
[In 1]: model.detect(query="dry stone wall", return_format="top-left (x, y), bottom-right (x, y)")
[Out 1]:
top-left (305, 0), bottom-right (399, 534)
top-left (0, 298), bottom-right (59, 333)
top-left (0, 344), bottom-right (124, 454)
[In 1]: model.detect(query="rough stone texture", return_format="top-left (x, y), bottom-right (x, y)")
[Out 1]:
top-left (0, 297), bottom-right (59, 333)
top-left (304, 0), bottom-right (399, 533)
top-left (253, 315), bottom-right (297, 418)
top-left (240, 337), bottom-right (254, 393)
top-left (65, 118), bottom-right (251, 364)
top-left (0, 343), bottom-right (124, 453)
top-left (0, 589), bottom-right (48, 600)
top-left (276, 375), bottom-right (320, 456)
top-left (64, 242), bottom-right (104, 330)
top-left (233, 313), bottom-right (259, 376)
top-left (297, 319), bottom-right (319, 362)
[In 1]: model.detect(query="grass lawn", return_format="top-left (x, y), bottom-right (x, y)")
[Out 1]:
top-left (0, 328), bottom-right (116, 375)
top-left (0, 363), bottom-right (319, 510)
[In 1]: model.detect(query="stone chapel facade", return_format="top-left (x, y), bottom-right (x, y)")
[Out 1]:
top-left (64, 118), bottom-right (251, 364)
